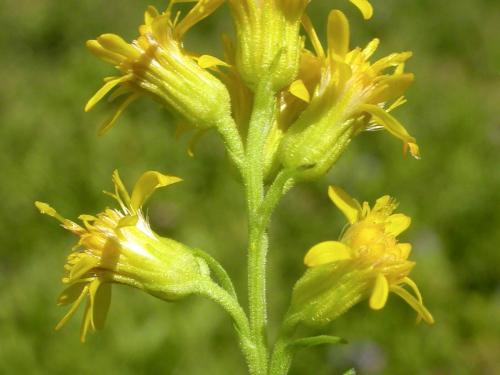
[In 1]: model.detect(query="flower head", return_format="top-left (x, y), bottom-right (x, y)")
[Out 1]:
top-left (226, 0), bottom-right (304, 90)
top-left (36, 170), bottom-right (209, 342)
top-left (227, 0), bottom-right (373, 90)
top-left (289, 186), bottom-right (433, 326)
top-left (280, 9), bottom-right (419, 179)
top-left (86, 5), bottom-right (231, 135)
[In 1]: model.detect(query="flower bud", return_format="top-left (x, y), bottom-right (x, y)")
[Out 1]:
top-left (228, 0), bottom-right (307, 90)
top-left (227, 0), bottom-right (374, 91)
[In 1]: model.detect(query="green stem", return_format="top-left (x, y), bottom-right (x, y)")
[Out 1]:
top-left (269, 333), bottom-right (347, 374)
top-left (196, 281), bottom-right (256, 373)
top-left (268, 318), bottom-right (297, 375)
top-left (268, 337), bottom-right (293, 375)
top-left (244, 77), bottom-right (277, 374)
top-left (216, 113), bottom-right (245, 171)
top-left (192, 248), bottom-right (238, 299)
top-left (260, 169), bottom-right (296, 227)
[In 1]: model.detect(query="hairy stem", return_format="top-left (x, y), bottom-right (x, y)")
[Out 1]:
top-left (192, 248), bottom-right (238, 298)
top-left (196, 282), bottom-right (256, 373)
top-left (216, 113), bottom-right (246, 171)
top-left (244, 77), bottom-right (277, 374)
top-left (268, 337), bottom-right (293, 375)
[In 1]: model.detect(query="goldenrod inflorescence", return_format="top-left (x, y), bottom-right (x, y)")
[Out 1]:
top-left (37, 1), bottom-right (431, 373)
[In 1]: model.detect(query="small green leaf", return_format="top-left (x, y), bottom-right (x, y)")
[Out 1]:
top-left (288, 335), bottom-right (347, 352)
top-left (343, 369), bottom-right (357, 375)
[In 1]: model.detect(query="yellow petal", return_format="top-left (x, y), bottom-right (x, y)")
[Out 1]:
top-left (327, 10), bottom-right (350, 59)
top-left (197, 54), bottom-right (229, 69)
top-left (395, 62), bottom-right (406, 75)
top-left (57, 283), bottom-right (87, 306)
top-left (88, 280), bottom-right (111, 330)
top-left (80, 299), bottom-right (93, 343)
top-left (387, 96), bottom-right (407, 112)
top-left (328, 186), bottom-right (362, 224)
top-left (78, 215), bottom-right (97, 229)
top-left (402, 277), bottom-right (423, 305)
top-left (359, 103), bottom-right (420, 159)
top-left (361, 201), bottom-right (371, 217)
top-left (369, 274), bottom-right (389, 310)
top-left (144, 5), bottom-right (159, 26)
top-left (362, 38), bottom-right (379, 59)
top-left (69, 256), bottom-right (100, 282)
top-left (55, 285), bottom-right (89, 331)
top-left (289, 79), bottom-right (310, 103)
top-left (96, 34), bottom-right (140, 59)
top-left (150, 13), bottom-right (172, 46)
top-left (372, 195), bottom-right (393, 212)
top-left (111, 169), bottom-right (132, 211)
top-left (35, 201), bottom-right (61, 220)
top-left (369, 73), bottom-right (414, 104)
top-left (117, 215), bottom-right (139, 228)
top-left (406, 142), bottom-right (421, 159)
top-left (130, 171), bottom-right (182, 211)
top-left (86, 39), bottom-right (124, 65)
top-left (304, 241), bottom-right (352, 267)
top-left (301, 15), bottom-right (325, 58)
top-left (391, 285), bottom-right (434, 324)
top-left (107, 85), bottom-right (133, 103)
top-left (349, 0), bottom-right (373, 20)
top-left (174, 0), bottom-right (225, 37)
top-left (85, 75), bottom-right (132, 112)
top-left (78, 214), bottom-right (96, 222)
top-left (397, 243), bottom-right (412, 259)
top-left (35, 201), bottom-right (84, 234)
top-left (386, 213), bottom-right (411, 236)
top-left (371, 52), bottom-right (413, 75)
top-left (98, 93), bottom-right (140, 136)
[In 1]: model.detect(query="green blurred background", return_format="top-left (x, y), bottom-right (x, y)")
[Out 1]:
top-left (1, 0), bottom-right (499, 374)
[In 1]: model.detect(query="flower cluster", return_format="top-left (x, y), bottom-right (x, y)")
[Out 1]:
top-left (37, 0), bottom-right (433, 356)
top-left (278, 9), bottom-right (419, 179)
top-left (37, 171), bottom-right (209, 341)
top-left (289, 186), bottom-right (433, 326)
top-left (86, 1), bottom-right (417, 180)
top-left (86, 4), bottom-right (232, 134)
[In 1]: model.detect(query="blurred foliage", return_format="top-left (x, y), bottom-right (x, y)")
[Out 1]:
top-left (1, 0), bottom-right (499, 374)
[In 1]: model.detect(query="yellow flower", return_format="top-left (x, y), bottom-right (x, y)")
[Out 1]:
top-left (280, 9), bottom-right (419, 179)
top-left (85, 4), bottom-right (231, 135)
top-left (36, 170), bottom-right (210, 342)
top-left (289, 186), bottom-right (433, 326)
